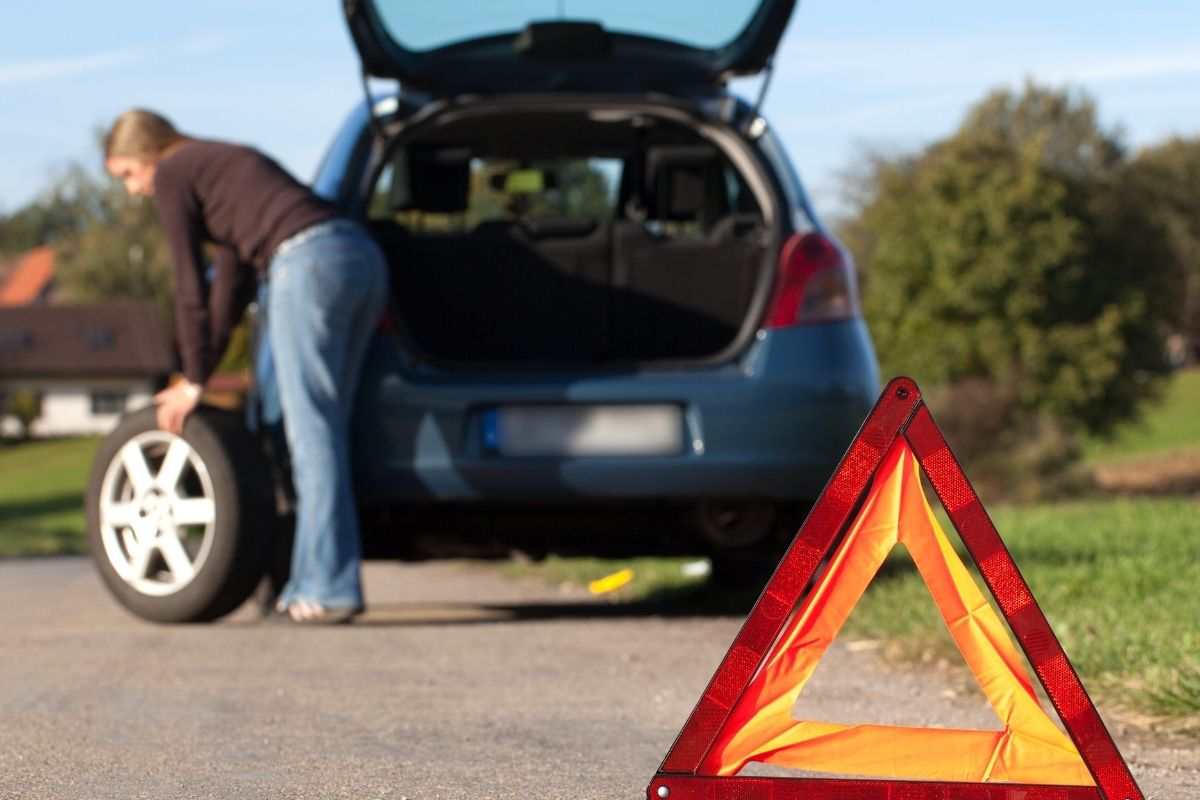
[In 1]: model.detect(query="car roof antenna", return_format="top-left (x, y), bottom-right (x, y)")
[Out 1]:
top-left (745, 56), bottom-right (775, 138)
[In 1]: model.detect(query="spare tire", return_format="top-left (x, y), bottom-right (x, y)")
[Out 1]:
top-left (85, 405), bottom-right (274, 623)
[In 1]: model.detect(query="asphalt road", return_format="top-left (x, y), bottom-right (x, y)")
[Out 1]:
top-left (0, 557), bottom-right (1195, 799)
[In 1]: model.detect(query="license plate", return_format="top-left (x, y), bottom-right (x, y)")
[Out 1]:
top-left (491, 405), bottom-right (684, 457)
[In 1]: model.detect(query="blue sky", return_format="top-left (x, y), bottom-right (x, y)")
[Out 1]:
top-left (2, 1), bottom-right (1198, 220)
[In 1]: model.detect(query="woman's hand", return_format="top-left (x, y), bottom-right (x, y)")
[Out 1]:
top-left (154, 381), bottom-right (202, 434)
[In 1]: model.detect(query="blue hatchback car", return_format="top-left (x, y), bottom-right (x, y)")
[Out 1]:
top-left (87, 0), bottom-right (879, 622)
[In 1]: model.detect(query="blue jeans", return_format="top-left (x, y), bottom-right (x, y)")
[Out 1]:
top-left (258, 219), bottom-right (387, 610)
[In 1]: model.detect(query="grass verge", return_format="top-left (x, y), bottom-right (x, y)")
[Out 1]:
top-left (505, 497), bottom-right (1200, 727)
top-left (1084, 368), bottom-right (1200, 464)
top-left (0, 437), bottom-right (98, 557)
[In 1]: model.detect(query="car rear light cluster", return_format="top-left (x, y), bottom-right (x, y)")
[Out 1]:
top-left (766, 232), bottom-right (861, 328)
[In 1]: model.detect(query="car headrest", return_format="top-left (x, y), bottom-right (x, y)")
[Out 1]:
top-left (388, 147), bottom-right (471, 214)
top-left (643, 145), bottom-right (725, 224)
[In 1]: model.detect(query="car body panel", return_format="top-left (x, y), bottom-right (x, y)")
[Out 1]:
top-left (349, 319), bottom-right (879, 504)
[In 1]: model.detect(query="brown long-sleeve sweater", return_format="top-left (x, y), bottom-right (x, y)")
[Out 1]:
top-left (152, 139), bottom-right (336, 384)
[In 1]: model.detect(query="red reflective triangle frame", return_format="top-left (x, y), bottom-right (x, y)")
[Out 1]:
top-left (647, 377), bottom-right (1143, 800)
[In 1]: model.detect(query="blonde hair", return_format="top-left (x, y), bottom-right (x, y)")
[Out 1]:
top-left (104, 109), bottom-right (185, 161)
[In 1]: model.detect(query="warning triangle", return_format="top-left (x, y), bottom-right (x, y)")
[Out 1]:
top-left (647, 378), bottom-right (1143, 800)
top-left (705, 438), bottom-right (1090, 783)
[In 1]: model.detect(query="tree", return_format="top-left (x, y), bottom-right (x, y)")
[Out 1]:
top-left (0, 147), bottom-right (174, 312)
top-left (1125, 137), bottom-right (1200, 355)
top-left (55, 132), bottom-right (174, 310)
top-left (839, 82), bottom-right (1183, 493)
top-left (6, 390), bottom-right (42, 440)
top-left (0, 162), bottom-right (108, 257)
top-left (959, 81), bottom-right (1125, 180)
top-left (0, 129), bottom-right (175, 312)
top-left (52, 183), bottom-right (174, 314)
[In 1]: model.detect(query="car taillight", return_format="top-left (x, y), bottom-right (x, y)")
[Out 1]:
top-left (766, 232), bottom-right (861, 328)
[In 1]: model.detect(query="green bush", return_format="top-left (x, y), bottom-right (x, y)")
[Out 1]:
top-left (1125, 137), bottom-right (1200, 354)
top-left (924, 378), bottom-right (1086, 501)
top-left (6, 389), bottom-right (42, 440)
top-left (840, 83), bottom-right (1184, 493)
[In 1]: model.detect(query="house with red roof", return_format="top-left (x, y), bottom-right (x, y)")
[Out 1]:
top-left (0, 246), bottom-right (56, 306)
top-left (1, 246), bottom-right (253, 437)
top-left (0, 303), bottom-right (173, 437)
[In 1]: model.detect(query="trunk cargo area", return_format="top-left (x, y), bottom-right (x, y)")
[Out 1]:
top-left (367, 106), bottom-right (773, 367)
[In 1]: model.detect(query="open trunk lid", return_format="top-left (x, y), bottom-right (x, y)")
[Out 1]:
top-left (343, 0), bottom-right (797, 94)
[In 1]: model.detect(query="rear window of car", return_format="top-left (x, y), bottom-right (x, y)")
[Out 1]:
top-left (467, 158), bottom-right (620, 225)
top-left (369, 155), bottom-right (621, 230)
top-left (372, 1), bottom-right (766, 51)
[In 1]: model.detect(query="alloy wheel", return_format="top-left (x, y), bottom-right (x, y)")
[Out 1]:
top-left (97, 432), bottom-right (217, 596)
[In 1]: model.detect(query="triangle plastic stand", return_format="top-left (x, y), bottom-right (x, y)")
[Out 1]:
top-left (646, 377), bottom-right (1144, 800)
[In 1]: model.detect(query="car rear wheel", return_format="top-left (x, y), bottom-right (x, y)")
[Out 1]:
top-left (694, 499), bottom-right (777, 550)
top-left (86, 406), bottom-right (274, 623)
top-left (697, 499), bottom-right (803, 590)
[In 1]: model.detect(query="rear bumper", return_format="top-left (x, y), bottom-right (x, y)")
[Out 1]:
top-left (350, 320), bottom-right (879, 504)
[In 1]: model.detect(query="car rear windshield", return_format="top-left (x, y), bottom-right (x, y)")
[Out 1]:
top-left (372, 0), bottom-right (766, 51)
top-left (371, 156), bottom-right (622, 229)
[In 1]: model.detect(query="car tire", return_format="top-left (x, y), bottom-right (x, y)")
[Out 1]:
top-left (703, 501), bottom-right (806, 590)
top-left (86, 405), bottom-right (274, 623)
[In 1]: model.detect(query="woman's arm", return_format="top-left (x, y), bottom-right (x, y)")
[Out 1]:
top-left (152, 161), bottom-right (211, 432)
top-left (153, 163), bottom-right (213, 388)
top-left (206, 245), bottom-right (256, 374)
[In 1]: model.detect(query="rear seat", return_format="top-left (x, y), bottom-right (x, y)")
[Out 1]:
top-left (609, 146), bottom-right (765, 360)
top-left (611, 215), bottom-right (764, 360)
top-left (371, 145), bottom-right (764, 364)
top-left (473, 218), bottom-right (610, 361)
top-left (373, 218), bottom-right (612, 363)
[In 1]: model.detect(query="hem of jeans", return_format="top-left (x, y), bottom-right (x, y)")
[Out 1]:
top-left (278, 591), bottom-right (364, 611)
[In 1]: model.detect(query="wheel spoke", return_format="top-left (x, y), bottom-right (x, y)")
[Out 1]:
top-left (156, 439), bottom-right (190, 493)
top-left (102, 501), bottom-right (141, 530)
top-left (121, 527), bottom-right (140, 560)
top-left (172, 497), bottom-right (215, 526)
top-left (126, 535), bottom-right (154, 581)
top-left (157, 531), bottom-right (195, 584)
top-left (120, 442), bottom-right (154, 495)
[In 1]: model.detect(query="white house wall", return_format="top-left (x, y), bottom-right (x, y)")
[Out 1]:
top-left (1, 379), bottom-right (155, 437)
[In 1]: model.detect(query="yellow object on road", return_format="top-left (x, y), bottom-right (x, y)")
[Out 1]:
top-left (588, 568), bottom-right (634, 595)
